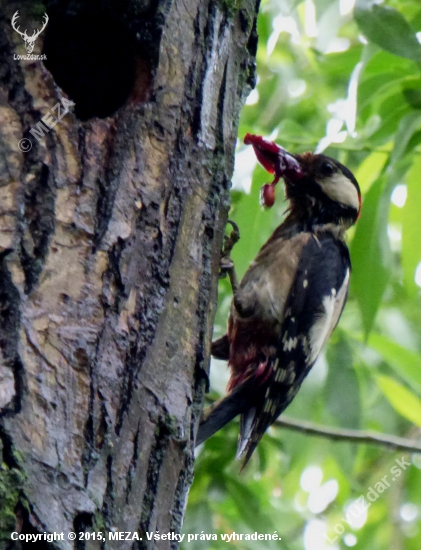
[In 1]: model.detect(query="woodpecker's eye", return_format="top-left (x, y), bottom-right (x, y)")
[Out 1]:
top-left (320, 162), bottom-right (334, 177)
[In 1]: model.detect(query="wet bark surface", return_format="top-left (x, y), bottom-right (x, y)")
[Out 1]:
top-left (0, 1), bottom-right (259, 549)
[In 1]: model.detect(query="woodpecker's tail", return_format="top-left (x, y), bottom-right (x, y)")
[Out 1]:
top-left (195, 377), bottom-right (256, 447)
top-left (236, 407), bottom-right (257, 459)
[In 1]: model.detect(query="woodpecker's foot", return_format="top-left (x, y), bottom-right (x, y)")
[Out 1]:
top-left (223, 220), bottom-right (240, 255)
top-left (219, 220), bottom-right (240, 293)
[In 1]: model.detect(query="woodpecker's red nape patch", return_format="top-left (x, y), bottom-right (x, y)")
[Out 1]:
top-left (244, 133), bottom-right (303, 207)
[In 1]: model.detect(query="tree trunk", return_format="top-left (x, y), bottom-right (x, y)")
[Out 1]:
top-left (0, 1), bottom-right (259, 548)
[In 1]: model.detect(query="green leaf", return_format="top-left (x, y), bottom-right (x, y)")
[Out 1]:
top-left (325, 335), bottom-right (361, 429)
top-left (404, 130), bottom-right (421, 156)
top-left (403, 87), bottom-right (421, 109)
top-left (358, 73), bottom-right (407, 112)
top-left (354, 4), bottom-right (421, 63)
top-left (389, 113), bottom-right (421, 167)
top-left (365, 103), bottom-right (410, 147)
top-left (354, 150), bottom-right (388, 193)
top-left (376, 375), bottom-right (421, 426)
top-left (367, 333), bottom-right (421, 395)
top-left (351, 175), bottom-right (391, 336)
top-left (402, 154), bottom-right (421, 297)
top-left (362, 48), bottom-right (414, 78)
top-left (277, 119), bottom-right (313, 143)
top-left (224, 476), bottom-right (272, 532)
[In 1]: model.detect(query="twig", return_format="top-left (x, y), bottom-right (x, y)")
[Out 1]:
top-left (275, 416), bottom-right (421, 453)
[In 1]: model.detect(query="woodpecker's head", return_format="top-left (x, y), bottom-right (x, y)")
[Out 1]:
top-left (244, 134), bottom-right (361, 229)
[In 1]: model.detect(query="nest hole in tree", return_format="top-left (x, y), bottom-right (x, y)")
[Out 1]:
top-left (42, 4), bottom-right (158, 120)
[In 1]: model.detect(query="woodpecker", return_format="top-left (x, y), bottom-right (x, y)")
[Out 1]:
top-left (196, 134), bottom-right (361, 467)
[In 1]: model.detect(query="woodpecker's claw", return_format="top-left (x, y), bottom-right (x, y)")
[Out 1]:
top-left (223, 220), bottom-right (240, 254)
top-left (219, 220), bottom-right (240, 293)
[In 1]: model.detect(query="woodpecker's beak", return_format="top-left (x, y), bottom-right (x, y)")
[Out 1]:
top-left (244, 134), bottom-right (303, 207)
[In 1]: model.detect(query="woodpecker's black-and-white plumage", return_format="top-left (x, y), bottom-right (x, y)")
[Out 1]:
top-left (196, 135), bottom-right (361, 467)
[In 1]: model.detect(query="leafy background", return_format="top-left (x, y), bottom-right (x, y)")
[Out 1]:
top-left (185, 0), bottom-right (421, 548)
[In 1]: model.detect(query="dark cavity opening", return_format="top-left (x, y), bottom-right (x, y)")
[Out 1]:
top-left (43, 3), bottom-right (158, 120)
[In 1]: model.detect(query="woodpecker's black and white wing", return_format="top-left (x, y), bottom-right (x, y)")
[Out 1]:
top-left (238, 229), bottom-right (351, 464)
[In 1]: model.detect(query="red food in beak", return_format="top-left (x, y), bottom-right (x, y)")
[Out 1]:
top-left (244, 134), bottom-right (303, 207)
top-left (260, 183), bottom-right (276, 208)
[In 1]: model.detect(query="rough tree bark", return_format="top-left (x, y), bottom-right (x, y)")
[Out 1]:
top-left (0, 0), bottom-right (259, 548)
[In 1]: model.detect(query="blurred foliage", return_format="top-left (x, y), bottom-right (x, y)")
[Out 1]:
top-left (185, 1), bottom-right (421, 549)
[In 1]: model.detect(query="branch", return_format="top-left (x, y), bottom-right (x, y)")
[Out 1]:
top-left (275, 416), bottom-right (421, 453)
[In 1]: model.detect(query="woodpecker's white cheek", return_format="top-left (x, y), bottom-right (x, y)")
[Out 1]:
top-left (317, 173), bottom-right (360, 211)
top-left (307, 269), bottom-right (350, 364)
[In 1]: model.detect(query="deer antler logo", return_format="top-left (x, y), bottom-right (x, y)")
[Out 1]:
top-left (11, 11), bottom-right (49, 54)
